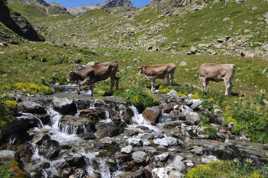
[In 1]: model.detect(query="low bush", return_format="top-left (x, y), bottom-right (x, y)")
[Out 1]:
top-left (14, 82), bottom-right (52, 94)
top-left (114, 87), bottom-right (159, 112)
top-left (185, 160), bottom-right (267, 178)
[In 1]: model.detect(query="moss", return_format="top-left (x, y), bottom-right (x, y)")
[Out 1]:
top-left (185, 161), bottom-right (266, 178)
top-left (3, 100), bottom-right (17, 109)
top-left (14, 82), bottom-right (52, 94)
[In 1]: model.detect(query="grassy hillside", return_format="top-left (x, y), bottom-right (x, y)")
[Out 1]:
top-left (0, 42), bottom-right (268, 143)
top-left (25, 0), bottom-right (267, 54)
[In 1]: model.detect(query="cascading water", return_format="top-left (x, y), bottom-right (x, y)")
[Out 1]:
top-left (99, 159), bottom-right (111, 178)
top-left (129, 105), bottom-right (161, 133)
top-left (17, 112), bottom-right (44, 128)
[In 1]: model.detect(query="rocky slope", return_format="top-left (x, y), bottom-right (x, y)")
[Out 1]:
top-left (0, 87), bottom-right (267, 177)
top-left (103, 0), bottom-right (133, 8)
top-left (8, 0), bottom-right (68, 15)
top-left (31, 0), bottom-right (268, 57)
top-left (0, 0), bottom-right (44, 41)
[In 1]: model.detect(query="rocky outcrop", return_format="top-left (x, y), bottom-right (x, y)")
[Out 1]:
top-left (0, 87), bottom-right (267, 177)
top-left (103, 0), bottom-right (133, 8)
top-left (0, 0), bottom-right (44, 41)
top-left (8, 0), bottom-right (68, 15)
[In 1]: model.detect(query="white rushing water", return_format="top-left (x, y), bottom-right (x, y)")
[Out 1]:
top-left (17, 112), bottom-right (44, 128)
top-left (129, 105), bottom-right (161, 133)
top-left (99, 159), bottom-right (111, 178)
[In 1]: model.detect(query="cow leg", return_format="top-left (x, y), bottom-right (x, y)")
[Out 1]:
top-left (164, 74), bottom-right (170, 85)
top-left (170, 71), bottom-right (175, 85)
top-left (77, 81), bottom-right (81, 95)
top-left (88, 80), bottom-right (94, 96)
top-left (151, 79), bottom-right (156, 93)
top-left (224, 79), bottom-right (232, 96)
top-left (200, 77), bottom-right (208, 94)
top-left (110, 77), bottom-right (115, 93)
top-left (115, 76), bottom-right (119, 90)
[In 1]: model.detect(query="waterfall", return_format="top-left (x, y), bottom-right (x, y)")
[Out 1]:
top-left (47, 107), bottom-right (61, 130)
top-left (99, 159), bottom-right (111, 178)
top-left (17, 112), bottom-right (44, 128)
top-left (129, 105), bottom-right (161, 133)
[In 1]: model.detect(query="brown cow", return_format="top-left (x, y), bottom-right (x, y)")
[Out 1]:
top-left (69, 62), bottom-right (119, 96)
top-left (199, 63), bottom-right (236, 96)
top-left (139, 63), bottom-right (176, 92)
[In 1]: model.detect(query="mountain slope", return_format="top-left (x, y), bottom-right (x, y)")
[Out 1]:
top-left (0, 0), bottom-right (44, 41)
top-left (33, 0), bottom-right (268, 56)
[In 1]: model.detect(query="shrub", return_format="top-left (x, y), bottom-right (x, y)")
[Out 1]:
top-left (114, 87), bottom-right (159, 112)
top-left (0, 160), bottom-right (27, 178)
top-left (185, 160), bottom-right (266, 178)
top-left (3, 100), bottom-right (17, 109)
top-left (14, 82), bottom-right (52, 94)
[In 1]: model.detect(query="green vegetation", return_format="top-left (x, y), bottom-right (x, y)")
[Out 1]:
top-left (0, 160), bottom-right (27, 178)
top-left (1, 43), bottom-right (268, 142)
top-left (185, 160), bottom-right (268, 178)
top-left (114, 87), bottom-right (159, 111)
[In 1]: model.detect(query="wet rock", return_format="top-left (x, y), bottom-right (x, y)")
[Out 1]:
top-left (121, 145), bottom-right (133, 154)
top-left (185, 112), bottom-right (200, 125)
top-left (66, 156), bottom-right (87, 168)
top-left (153, 136), bottom-right (179, 147)
top-left (79, 108), bottom-right (106, 120)
top-left (201, 155), bottom-right (218, 163)
top-left (132, 151), bottom-right (147, 163)
top-left (155, 152), bottom-right (169, 162)
top-left (0, 150), bottom-right (15, 160)
top-left (190, 146), bottom-right (203, 155)
top-left (95, 121), bottom-right (125, 138)
top-left (1, 115), bottom-right (41, 144)
top-left (128, 137), bottom-right (142, 146)
top-left (52, 97), bottom-right (77, 115)
top-left (15, 143), bottom-right (34, 166)
top-left (18, 101), bottom-right (46, 114)
top-left (142, 106), bottom-right (160, 124)
top-left (60, 115), bottom-right (96, 136)
top-left (36, 135), bottom-right (61, 159)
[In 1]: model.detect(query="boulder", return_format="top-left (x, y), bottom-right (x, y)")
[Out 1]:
top-left (142, 106), bottom-right (160, 124)
top-left (36, 135), bottom-right (61, 159)
top-left (18, 101), bottom-right (46, 114)
top-left (131, 151), bottom-right (147, 163)
top-left (95, 121), bottom-right (124, 138)
top-left (52, 97), bottom-right (77, 115)
top-left (153, 136), bottom-right (179, 147)
top-left (121, 145), bottom-right (133, 154)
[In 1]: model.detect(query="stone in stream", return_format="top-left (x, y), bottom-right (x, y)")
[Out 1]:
top-left (59, 115), bottom-right (96, 137)
top-left (18, 100), bottom-right (47, 114)
top-left (153, 136), bottom-right (179, 147)
top-left (36, 135), bottom-right (61, 159)
top-left (52, 97), bottom-right (77, 115)
top-left (142, 106), bottom-right (161, 124)
top-left (121, 145), bottom-right (133, 154)
top-left (95, 121), bottom-right (125, 138)
top-left (132, 151), bottom-right (147, 163)
top-left (154, 152), bottom-right (169, 162)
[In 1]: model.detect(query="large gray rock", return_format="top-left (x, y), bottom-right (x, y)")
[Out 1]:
top-left (52, 97), bottom-right (77, 115)
top-left (18, 101), bottom-right (46, 114)
top-left (154, 136), bottom-right (179, 147)
top-left (132, 151), bottom-right (147, 163)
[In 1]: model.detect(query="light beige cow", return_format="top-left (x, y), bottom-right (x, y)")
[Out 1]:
top-left (69, 62), bottom-right (119, 96)
top-left (199, 63), bottom-right (236, 96)
top-left (139, 63), bottom-right (176, 92)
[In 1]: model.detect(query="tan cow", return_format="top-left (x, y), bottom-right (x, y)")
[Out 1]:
top-left (69, 62), bottom-right (119, 96)
top-left (139, 63), bottom-right (176, 92)
top-left (199, 63), bottom-right (236, 96)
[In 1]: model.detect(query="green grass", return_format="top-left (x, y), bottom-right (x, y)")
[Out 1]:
top-left (0, 160), bottom-right (27, 178)
top-left (185, 160), bottom-right (268, 178)
top-left (1, 42), bottom-right (268, 142)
